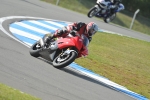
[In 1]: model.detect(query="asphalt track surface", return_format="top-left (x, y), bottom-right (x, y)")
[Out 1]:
top-left (0, 0), bottom-right (149, 100)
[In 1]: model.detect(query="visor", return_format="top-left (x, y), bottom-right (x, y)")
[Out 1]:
top-left (89, 29), bottom-right (96, 36)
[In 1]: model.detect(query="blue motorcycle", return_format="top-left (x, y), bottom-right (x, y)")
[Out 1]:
top-left (87, 0), bottom-right (116, 23)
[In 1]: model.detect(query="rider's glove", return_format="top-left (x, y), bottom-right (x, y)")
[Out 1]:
top-left (88, 37), bottom-right (92, 43)
top-left (72, 26), bottom-right (77, 31)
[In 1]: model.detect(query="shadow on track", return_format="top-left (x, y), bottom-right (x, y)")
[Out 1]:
top-left (38, 57), bottom-right (121, 93)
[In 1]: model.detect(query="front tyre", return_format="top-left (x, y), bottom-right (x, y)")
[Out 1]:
top-left (53, 50), bottom-right (77, 69)
top-left (87, 7), bottom-right (98, 18)
top-left (29, 41), bottom-right (42, 57)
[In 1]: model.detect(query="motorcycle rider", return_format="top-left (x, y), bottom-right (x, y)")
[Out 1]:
top-left (96, 0), bottom-right (124, 18)
top-left (44, 22), bottom-right (99, 57)
top-left (109, 0), bottom-right (124, 16)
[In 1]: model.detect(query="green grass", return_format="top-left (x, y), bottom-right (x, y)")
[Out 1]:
top-left (75, 32), bottom-right (150, 98)
top-left (42, 0), bottom-right (150, 35)
top-left (112, 12), bottom-right (150, 35)
top-left (0, 83), bottom-right (40, 100)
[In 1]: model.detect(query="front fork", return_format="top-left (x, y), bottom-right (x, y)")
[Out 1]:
top-left (39, 38), bottom-right (44, 47)
top-left (94, 4), bottom-right (101, 14)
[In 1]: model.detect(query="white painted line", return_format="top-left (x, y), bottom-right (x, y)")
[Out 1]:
top-left (24, 42), bottom-right (32, 46)
top-left (14, 22), bottom-right (50, 34)
top-left (29, 20), bottom-right (57, 30)
top-left (9, 27), bottom-right (41, 41)
top-left (45, 21), bottom-right (66, 27)
top-left (0, 17), bottom-right (30, 48)
top-left (101, 29), bottom-right (123, 36)
top-left (82, 71), bottom-right (128, 90)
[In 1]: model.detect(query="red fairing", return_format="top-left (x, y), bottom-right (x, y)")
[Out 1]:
top-left (57, 36), bottom-right (83, 51)
top-left (77, 45), bottom-right (88, 58)
top-left (54, 22), bottom-right (89, 58)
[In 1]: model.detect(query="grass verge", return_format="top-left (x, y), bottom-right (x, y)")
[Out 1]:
top-left (75, 32), bottom-right (150, 98)
top-left (0, 83), bottom-right (40, 100)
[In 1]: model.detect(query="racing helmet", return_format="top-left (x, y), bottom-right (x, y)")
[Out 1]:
top-left (86, 22), bottom-right (98, 37)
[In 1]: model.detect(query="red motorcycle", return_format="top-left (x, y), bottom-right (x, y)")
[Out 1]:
top-left (29, 33), bottom-right (89, 69)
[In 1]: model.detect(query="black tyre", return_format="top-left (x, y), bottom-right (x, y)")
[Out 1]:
top-left (104, 17), bottom-right (110, 23)
top-left (110, 13), bottom-right (116, 21)
top-left (52, 51), bottom-right (77, 69)
top-left (29, 41), bottom-right (42, 57)
top-left (104, 13), bottom-right (116, 23)
top-left (87, 7), bottom-right (98, 18)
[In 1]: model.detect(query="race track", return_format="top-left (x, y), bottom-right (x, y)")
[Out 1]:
top-left (0, 0), bottom-right (149, 100)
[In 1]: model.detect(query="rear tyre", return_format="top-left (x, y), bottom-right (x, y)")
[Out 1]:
top-left (110, 13), bottom-right (116, 21)
top-left (104, 17), bottom-right (110, 23)
top-left (53, 51), bottom-right (77, 69)
top-left (87, 7), bottom-right (98, 18)
top-left (29, 41), bottom-right (42, 57)
top-left (104, 13), bottom-right (116, 23)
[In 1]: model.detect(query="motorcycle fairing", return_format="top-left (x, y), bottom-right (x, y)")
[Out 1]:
top-left (97, 0), bottom-right (111, 9)
top-left (57, 37), bottom-right (83, 52)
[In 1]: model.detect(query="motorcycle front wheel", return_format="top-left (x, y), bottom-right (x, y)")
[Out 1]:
top-left (87, 7), bottom-right (98, 18)
top-left (52, 50), bottom-right (77, 69)
top-left (29, 41), bottom-right (42, 57)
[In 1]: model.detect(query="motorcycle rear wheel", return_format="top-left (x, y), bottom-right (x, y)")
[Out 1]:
top-left (87, 7), bottom-right (98, 18)
top-left (52, 50), bottom-right (77, 69)
top-left (104, 13), bottom-right (116, 23)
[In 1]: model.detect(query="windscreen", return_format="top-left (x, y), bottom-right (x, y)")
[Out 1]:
top-left (81, 34), bottom-right (89, 47)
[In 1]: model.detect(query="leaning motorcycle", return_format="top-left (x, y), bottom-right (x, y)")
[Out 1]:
top-left (87, 0), bottom-right (116, 23)
top-left (29, 33), bottom-right (89, 69)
